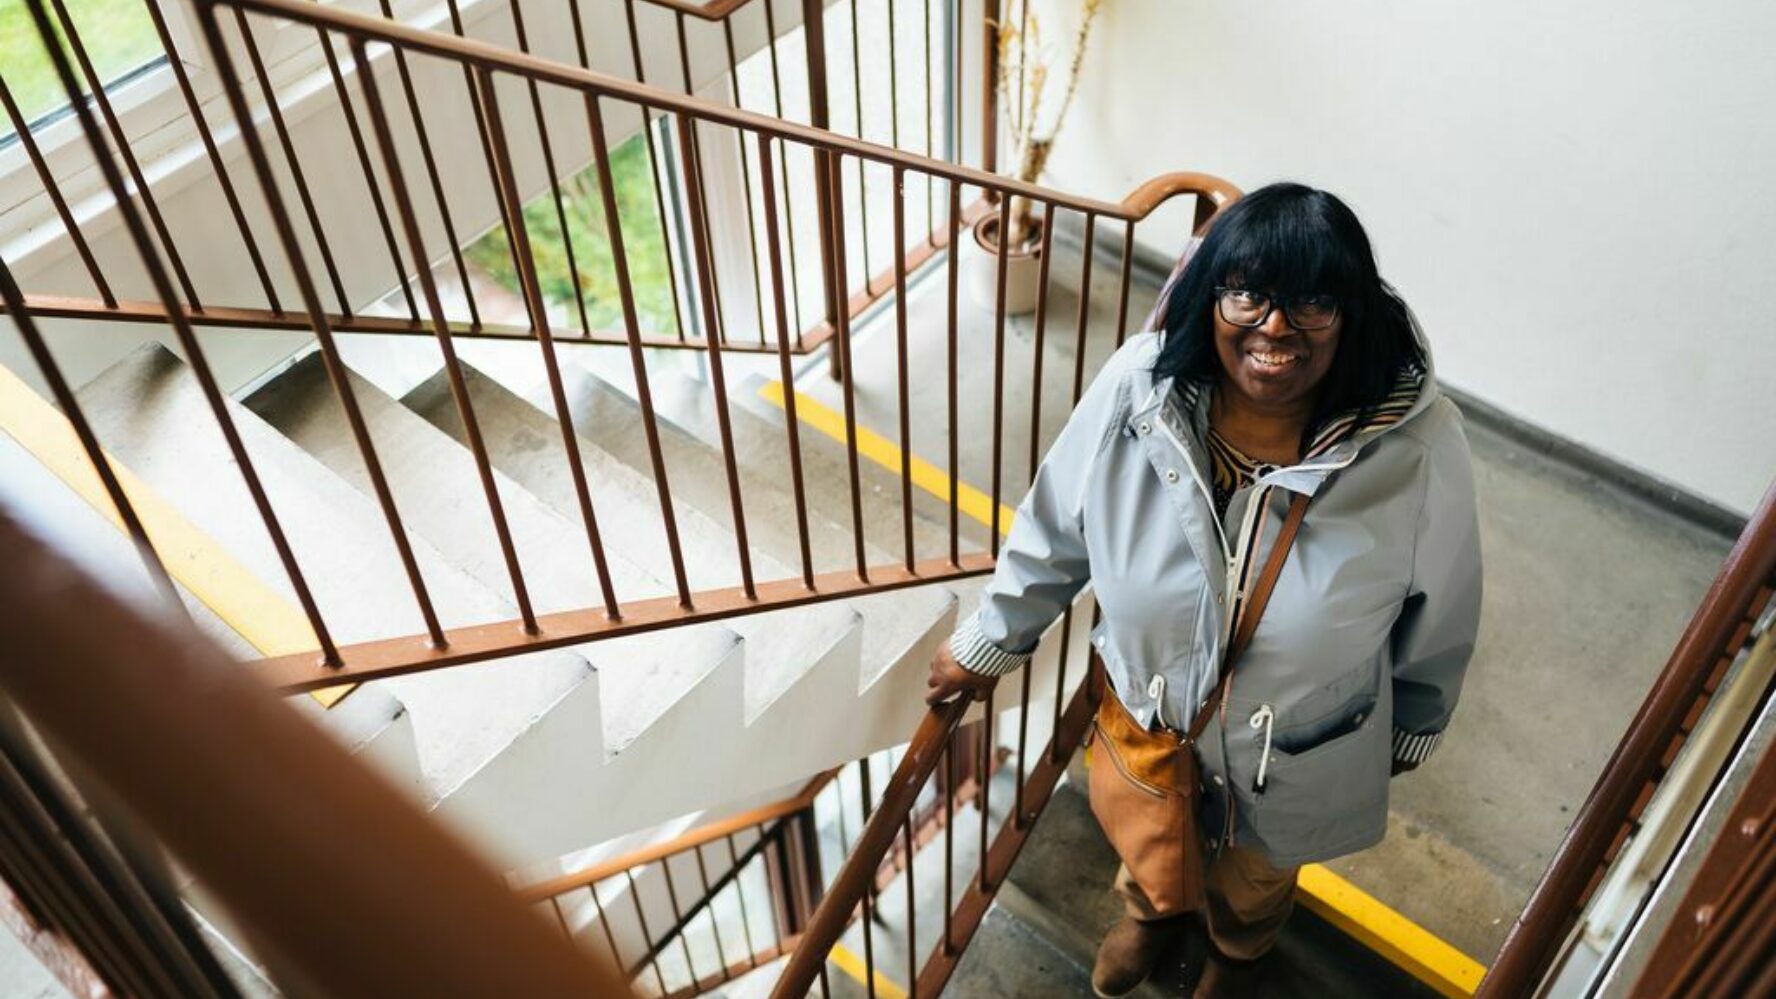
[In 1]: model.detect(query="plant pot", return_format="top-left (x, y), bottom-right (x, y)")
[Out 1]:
top-left (968, 211), bottom-right (1045, 316)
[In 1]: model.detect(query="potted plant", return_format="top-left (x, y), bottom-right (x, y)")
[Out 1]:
top-left (971, 0), bottom-right (1103, 315)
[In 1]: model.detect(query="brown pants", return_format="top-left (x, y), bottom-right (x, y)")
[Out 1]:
top-left (1113, 844), bottom-right (1299, 961)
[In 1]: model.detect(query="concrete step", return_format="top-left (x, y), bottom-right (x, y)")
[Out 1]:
top-left (0, 399), bottom-right (418, 791)
top-left (243, 351), bottom-right (739, 754)
top-left (401, 362), bottom-right (861, 723)
top-left (73, 344), bottom-right (588, 814)
top-left (389, 361), bottom-right (933, 857)
top-left (555, 359), bottom-right (960, 691)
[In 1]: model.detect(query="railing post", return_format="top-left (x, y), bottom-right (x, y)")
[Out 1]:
top-left (796, 806), bottom-right (827, 916)
top-left (981, 0), bottom-right (999, 175)
top-left (765, 824), bottom-right (805, 938)
top-left (801, 0), bottom-right (844, 382)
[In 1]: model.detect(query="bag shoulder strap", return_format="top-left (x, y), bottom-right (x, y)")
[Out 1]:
top-left (1185, 491), bottom-right (1310, 742)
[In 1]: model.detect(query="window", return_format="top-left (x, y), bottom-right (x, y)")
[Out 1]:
top-left (0, 0), bottom-right (167, 143)
top-left (463, 122), bottom-right (684, 338)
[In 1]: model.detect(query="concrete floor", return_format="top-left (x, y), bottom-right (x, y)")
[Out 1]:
top-left (792, 230), bottom-right (1734, 964)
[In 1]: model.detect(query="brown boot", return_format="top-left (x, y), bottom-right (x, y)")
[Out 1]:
top-left (1091, 916), bottom-right (1179, 998)
top-left (1193, 948), bottom-right (1267, 998)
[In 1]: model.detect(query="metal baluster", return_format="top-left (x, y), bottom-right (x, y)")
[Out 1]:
top-left (758, 134), bottom-right (816, 588)
top-left (825, 152), bottom-right (869, 580)
top-left (752, 823), bottom-right (785, 954)
top-left (314, 26), bottom-right (415, 321)
top-left (942, 738), bottom-right (956, 955)
top-left (677, 114), bottom-right (756, 597)
top-left (478, 70), bottom-right (622, 619)
top-left (388, 0), bottom-right (483, 328)
top-left (924, 0), bottom-right (935, 227)
top-left (140, 0), bottom-right (278, 310)
top-left (46, 0), bottom-right (200, 309)
top-left (848, 0), bottom-right (873, 284)
top-left (946, 182), bottom-right (961, 567)
top-left (692, 846), bottom-right (733, 982)
top-left (587, 96), bottom-right (692, 608)
top-left (1027, 202), bottom-right (1055, 481)
top-left (351, 41), bottom-right (538, 633)
top-left (860, 871), bottom-right (878, 999)
top-left (988, 194), bottom-right (1012, 555)
top-left (674, 13), bottom-right (736, 349)
top-left (980, 687), bottom-right (995, 891)
top-left (548, 896), bottom-right (571, 938)
top-left (1072, 214), bottom-right (1096, 402)
top-left (724, 833), bottom-right (761, 968)
top-left (439, 0), bottom-right (509, 329)
top-left (623, 0), bottom-right (690, 340)
top-left (723, 19), bottom-right (771, 348)
top-left (660, 858), bottom-right (699, 988)
top-left (0, 79), bottom-right (112, 305)
top-left (888, 0), bottom-right (902, 154)
top-left (893, 166), bottom-right (915, 572)
top-left (903, 818), bottom-right (916, 999)
top-left (508, 0), bottom-right (594, 337)
top-left (1015, 662), bottom-right (1032, 829)
top-left (1051, 607), bottom-right (1074, 765)
top-left (588, 881), bottom-right (627, 979)
top-left (0, 259), bottom-right (178, 607)
top-left (229, 6), bottom-right (349, 315)
top-left (625, 869), bottom-right (670, 995)
top-left (759, 0), bottom-right (806, 345)
top-left (1115, 218), bottom-right (1136, 347)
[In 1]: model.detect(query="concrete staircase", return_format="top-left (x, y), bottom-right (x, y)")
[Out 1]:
top-left (55, 329), bottom-right (989, 882)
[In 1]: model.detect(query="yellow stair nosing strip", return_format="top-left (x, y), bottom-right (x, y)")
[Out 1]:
top-left (0, 363), bottom-right (350, 707)
top-left (762, 376), bottom-right (1488, 997)
top-left (758, 380), bottom-right (1017, 537)
top-left (828, 943), bottom-right (909, 999)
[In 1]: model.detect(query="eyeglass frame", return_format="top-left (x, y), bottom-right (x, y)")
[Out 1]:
top-left (1213, 286), bottom-right (1341, 331)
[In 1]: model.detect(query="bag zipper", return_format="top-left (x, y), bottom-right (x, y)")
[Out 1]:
top-left (1093, 721), bottom-right (1168, 799)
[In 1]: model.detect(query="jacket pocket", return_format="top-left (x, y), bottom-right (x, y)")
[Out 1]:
top-left (1246, 707), bottom-right (1389, 864)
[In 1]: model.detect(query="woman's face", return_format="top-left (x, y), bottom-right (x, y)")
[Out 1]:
top-left (1212, 289), bottom-right (1342, 412)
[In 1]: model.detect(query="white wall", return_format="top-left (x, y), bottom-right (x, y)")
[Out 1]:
top-left (1040, 0), bottom-right (1776, 515)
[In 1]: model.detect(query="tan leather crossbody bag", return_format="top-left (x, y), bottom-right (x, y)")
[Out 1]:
top-left (1086, 492), bottom-right (1310, 914)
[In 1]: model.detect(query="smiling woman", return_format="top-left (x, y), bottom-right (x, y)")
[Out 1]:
top-left (0, 0), bottom-right (165, 141)
top-left (927, 182), bottom-right (1481, 997)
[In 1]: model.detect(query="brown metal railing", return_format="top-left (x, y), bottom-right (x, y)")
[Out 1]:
top-left (517, 726), bottom-right (1005, 998)
top-left (1479, 479), bottom-right (1776, 997)
top-left (768, 614), bottom-right (1101, 997)
top-left (4, 0), bottom-right (1235, 692)
top-left (0, 0), bottom-right (981, 354)
top-left (1627, 707), bottom-right (1776, 999)
top-left (0, 508), bottom-right (637, 998)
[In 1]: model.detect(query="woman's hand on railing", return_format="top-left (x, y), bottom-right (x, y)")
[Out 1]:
top-left (925, 641), bottom-right (1001, 706)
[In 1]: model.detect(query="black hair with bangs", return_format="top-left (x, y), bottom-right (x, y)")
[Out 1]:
top-left (1153, 182), bottom-right (1425, 438)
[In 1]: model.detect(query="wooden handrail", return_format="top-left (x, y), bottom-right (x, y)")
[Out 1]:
top-left (1479, 477), bottom-right (1776, 997)
top-left (0, 512), bottom-right (635, 998)
top-left (770, 697), bottom-right (970, 994)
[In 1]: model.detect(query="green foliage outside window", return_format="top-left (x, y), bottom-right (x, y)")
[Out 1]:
top-left (464, 131), bottom-right (681, 338)
top-left (1, 0), bottom-right (164, 140)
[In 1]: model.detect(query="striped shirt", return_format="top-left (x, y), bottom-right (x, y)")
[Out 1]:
top-left (1200, 364), bottom-right (1425, 519)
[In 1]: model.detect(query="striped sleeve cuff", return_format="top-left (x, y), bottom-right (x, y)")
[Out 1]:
top-left (948, 614), bottom-right (1032, 677)
top-left (1392, 728), bottom-right (1444, 766)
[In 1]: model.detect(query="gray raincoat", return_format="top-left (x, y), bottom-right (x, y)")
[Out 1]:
top-left (949, 329), bottom-right (1482, 868)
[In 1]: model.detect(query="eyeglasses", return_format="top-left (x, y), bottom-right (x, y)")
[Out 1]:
top-left (1214, 287), bottom-right (1340, 331)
